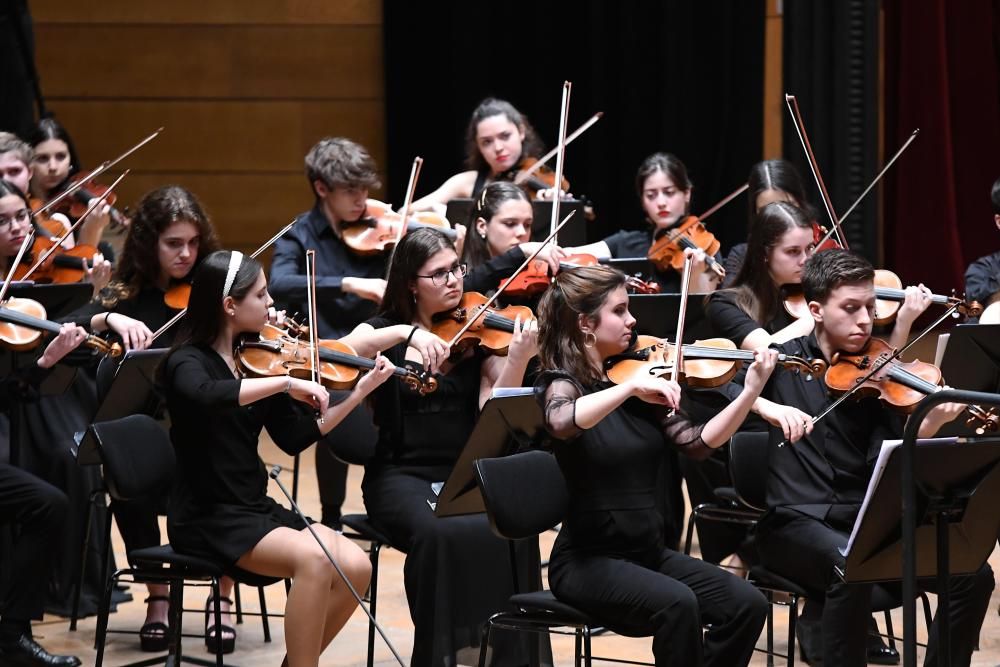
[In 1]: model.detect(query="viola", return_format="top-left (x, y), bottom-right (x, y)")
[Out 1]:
top-left (11, 235), bottom-right (100, 284)
top-left (0, 298), bottom-right (122, 356)
top-left (49, 174), bottom-right (130, 231)
top-left (237, 326), bottom-right (437, 395)
top-left (647, 216), bottom-right (726, 278)
top-left (163, 282), bottom-right (191, 310)
top-left (825, 337), bottom-right (997, 433)
top-left (430, 291), bottom-right (534, 356)
top-left (604, 334), bottom-right (826, 389)
top-left (781, 269), bottom-right (981, 323)
top-left (342, 199), bottom-right (456, 256)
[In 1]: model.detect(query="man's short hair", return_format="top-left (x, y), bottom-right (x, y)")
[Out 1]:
top-left (0, 132), bottom-right (32, 164)
top-left (802, 249), bottom-right (875, 304)
top-left (304, 137), bottom-right (380, 196)
top-left (991, 176), bottom-right (1000, 215)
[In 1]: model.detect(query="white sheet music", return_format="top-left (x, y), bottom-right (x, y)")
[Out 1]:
top-left (843, 436), bottom-right (960, 557)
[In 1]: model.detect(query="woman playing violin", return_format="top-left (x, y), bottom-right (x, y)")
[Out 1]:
top-left (410, 98), bottom-right (560, 214)
top-left (161, 250), bottom-right (392, 667)
top-left (534, 264), bottom-right (772, 666)
top-left (337, 227), bottom-right (547, 667)
top-left (570, 153), bottom-right (719, 293)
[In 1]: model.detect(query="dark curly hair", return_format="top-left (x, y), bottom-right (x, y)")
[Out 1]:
top-left (464, 98), bottom-right (544, 173)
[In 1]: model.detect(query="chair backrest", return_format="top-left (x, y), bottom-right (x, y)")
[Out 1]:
top-left (474, 449), bottom-right (568, 540)
top-left (90, 414), bottom-right (175, 502)
top-left (728, 430), bottom-right (770, 512)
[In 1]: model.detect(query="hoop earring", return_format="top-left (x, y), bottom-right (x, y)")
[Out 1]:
top-left (583, 332), bottom-right (597, 348)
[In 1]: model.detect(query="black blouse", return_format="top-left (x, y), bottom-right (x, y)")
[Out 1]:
top-left (705, 289), bottom-right (794, 347)
top-left (70, 285), bottom-right (182, 346)
top-left (964, 250), bottom-right (1000, 308)
top-left (603, 227), bottom-right (724, 294)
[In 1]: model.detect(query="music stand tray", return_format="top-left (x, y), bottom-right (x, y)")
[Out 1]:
top-left (840, 437), bottom-right (1000, 583)
top-left (74, 349), bottom-right (167, 465)
top-left (445, 198), bottom-right (587, 246)
top-left (434, 388), bottom-right (544, 517)
top-left (628, 293), bottom-right (713, 341)
top-left (8, 282), bottom-right (93, 319)
top-left (938, 324), bottom-right (1000, 437)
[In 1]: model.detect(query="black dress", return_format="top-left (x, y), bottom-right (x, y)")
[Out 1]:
top-left (361, 315), bottom-right (549, 667)
top-left (536, 372), bottom-right (767, 667)
top-left (162, 344), bottom-right (321, 565)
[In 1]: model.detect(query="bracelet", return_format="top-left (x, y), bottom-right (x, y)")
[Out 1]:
top-left (103, 312), bottom-right (113, 329)
top-left (405, 325), bottom-right (419, 347)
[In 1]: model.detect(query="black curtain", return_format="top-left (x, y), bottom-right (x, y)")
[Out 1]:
top-left (0, 0), bottom-right (43, 137)
top-left (384, 1), bottom-right (764, 251)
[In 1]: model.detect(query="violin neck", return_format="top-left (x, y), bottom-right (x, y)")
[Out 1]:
top-left (52, 254), bottom-right (87, 270)
top-left (0, 306), bottom-right (61, 336)
top-left (310, 343), bottom-right (410, 380)
top-left (482, 311), bottom-right (516, 333)
top-left (679, 344), bottom-right (753, 362)
top-left (874, 286), bottom-right (949, 306)
top-left (884, 364), bottom-right (940, 395)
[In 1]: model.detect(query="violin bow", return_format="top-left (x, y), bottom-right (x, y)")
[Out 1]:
top-left (20, 170), bottom-right (129, 282)
top-left (548, 80), bottom-right (572, 243)
top-left (0, 230), bottom-right (37, 305)
top-left (33, 127), bottom-right (163, 218)
top-left (697, 183), bottom-right (750, 223)
top-left (668, 255), bottom-right (695, 386)
top-left (150, 220), bottom-right (297, 343)
top-left (780, 300), bottom-right (962, 446)
top-left (784, 94), bottom-right (849, 249)
top-left (812, 128), bottom-right (920, 250)
top-left (385, 156), bottom-right (424, 280)
top-left (305, 249), bottom-right (325, 421)
top-left (443, 211), bottom-right (576, 349)
top-left (515, 111), bottom-right (602, 185)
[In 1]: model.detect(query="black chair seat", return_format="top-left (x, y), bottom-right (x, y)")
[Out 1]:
top-left (713, 486), bottom-right (741, 505)
top-left (341, 513), bottom-right (394, 546)
top-left (748, 565), bottom-right (809, 597)
top-left (128, 545), bottom-right (224, 575)
top-left (509, 591), bottom-right (593, 625)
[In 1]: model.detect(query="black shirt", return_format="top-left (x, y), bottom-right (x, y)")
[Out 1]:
top-left (964, 249), bottom-right (1000, 307)
top-left (269, 204), bottom-right (388, 339)
top-left (603, 227), bottom-right (723, 293)
top-left (705, 289), bottom-right (794, 347)
top-left (722, 242), bottom-right (748, 287)
top-left (735, 334), bottom-right (903, 523)
top-left (463, 246), bottom-right (527, 295)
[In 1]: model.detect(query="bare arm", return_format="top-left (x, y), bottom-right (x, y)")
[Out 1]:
top-left (409, 171), bottom-right (477, 213)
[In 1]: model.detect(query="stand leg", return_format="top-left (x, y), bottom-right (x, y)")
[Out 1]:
top-left (936, 511), bottom-right (951, 667)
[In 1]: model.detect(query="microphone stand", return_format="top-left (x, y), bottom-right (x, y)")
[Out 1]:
top-left (268, 465), bottom-right (407, 667)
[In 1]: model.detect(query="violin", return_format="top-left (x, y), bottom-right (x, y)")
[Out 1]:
top-left (0, 298), bottom-right (122, 356)
top-left (781, 270), bottom-right (982, 323)
top-left (237, 326), bottom-right (437, 395)
top-left (48, 174), bottom-right (129, 231)
top-left (430, 291), bottom-right (534, 355)
top-left (825, 337), bottom-right (997, 433)
top-left (647, 216), bottom-right (726, 278)
top-left (342, 199), bottom-right (455, 256)
top-left (500, 253), bottom-right (660, 297)
top-left (29, 197), bottom-right (72, 240)
top-left (163, 282), bottom-right (191, 310)
top-left (501, 157), bottom-right (571, 199)
top-left (811, 222), bottom-right (842, 252)
top-left (604, 334), bottom-right (826, 389)
top-left (11, 235), bottom-right (100, 284)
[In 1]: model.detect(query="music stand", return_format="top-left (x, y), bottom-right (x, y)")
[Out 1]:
top-left (627, 293), bottom-right (713, 342)
top-left (434, 388), bottom-right (544, 517)
top-left (603, 257), bottom-right (657, 278)
top-left (937, 324), bottom-right (1000, 437)
top-left (8, 282), bottom-right (93, 318)
top-left (445, 198), bottom-right (588, 246)
top-left (839, 437), bottom-right (1000, 584)
top-left (74, 349), bottom-right (166, 465)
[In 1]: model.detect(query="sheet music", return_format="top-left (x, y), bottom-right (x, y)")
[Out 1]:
top-left (843, 436), bottom-right (959, 556)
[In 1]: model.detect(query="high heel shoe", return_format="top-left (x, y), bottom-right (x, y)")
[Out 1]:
top-left (204, 595), bottom-right (236, 654)
top-left (139, 596), bottom-right (170, 652)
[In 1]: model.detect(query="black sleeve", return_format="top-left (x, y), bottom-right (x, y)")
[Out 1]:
top-left (602, 230), bottom-right (629, 257)
top-left (164, 347), bottom-right (241, 410)
top-left (262, 395), bottom-right (323, 456)
top-left (706, 290), bottom-right (761, 346)
top-left (464, 246), bottom-right (527, 294)
top-left (964, 253), bottom-right (1000, 306)
top-left (722, 243), bottom-right (747, 288)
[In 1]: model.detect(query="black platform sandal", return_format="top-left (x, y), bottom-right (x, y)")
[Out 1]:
top-left (139, 595), bottom-right (170, 652)
top-left (205, 594), bottom-right (236, 655)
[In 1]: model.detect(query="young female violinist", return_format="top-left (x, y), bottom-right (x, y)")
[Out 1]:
top-left (534, 264), bottom-right (772, 666)
top-left (570, 152), bottom-right (719, 293)
top-left (410, 98), bottom-right (559, 213)
top-left (66, 185), bottom-right (227, 652)
top-left (460, 181), bottom-right (567, 296)
top-left (27, 118), bottom-right (113, 250)
top-left (337, 227), bottom-right (547, 667)
top-left (161, 250), bottom-right (392, 667)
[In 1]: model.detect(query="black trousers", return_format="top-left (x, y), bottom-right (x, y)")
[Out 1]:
top-left (316, 398), bottom-right (376, 525)
top-left (757, 507), bottom-right (994, 666)
top-left (0, 463), bottom-right (68, 621)
top-left (549, 545), bottom-right (768, 667)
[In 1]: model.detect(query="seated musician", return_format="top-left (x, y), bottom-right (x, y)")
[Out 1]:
top-left (742, 248), bottom-right (994, 666)
top-left (964, 175), bottom-right (1000, 320)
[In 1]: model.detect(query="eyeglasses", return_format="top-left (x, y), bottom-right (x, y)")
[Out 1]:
top-left (0, 208), bottom-right (30, 229)
top-left (415, 262), bottom-right (468, 286)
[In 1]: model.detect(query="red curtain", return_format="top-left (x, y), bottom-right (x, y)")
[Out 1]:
top-left (883, 0), bottom-right (1000, 292)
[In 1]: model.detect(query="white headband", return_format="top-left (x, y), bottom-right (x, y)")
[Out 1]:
top-left (222, 251), bottom-right (244, 299)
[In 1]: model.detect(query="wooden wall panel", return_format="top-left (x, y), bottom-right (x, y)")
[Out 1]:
top-left (31, 1), bottom-right (385, 266)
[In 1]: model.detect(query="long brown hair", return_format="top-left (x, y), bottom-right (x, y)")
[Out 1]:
top-left (380, 227), bottom-right (455, 324)
top-left (463, 98), bottom-right (544, 173)
top-left (101, 186), bottom-right (220, 308)
top-left (537, 265), bottom-right (627, 386)
top-left (724, 201), bottom-right (813, 324)
top-left (461, 181), bottom-right (532, 268)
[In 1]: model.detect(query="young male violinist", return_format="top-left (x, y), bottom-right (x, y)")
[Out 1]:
top-left (268, 137), bottom-right (388, 529)
top-left (738, 249), bottom-right (994, 666)
top-left (964, 176), bottom-right (1000, 317)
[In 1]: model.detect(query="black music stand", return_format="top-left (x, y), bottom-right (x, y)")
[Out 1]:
top-left (937, 324), bottom-right (1000, 437)
top-left (627, 293), bottom-right (713, 341)
top-left (603, 256), bottom-right (657, 278)
top-left (445, 198), bottom-right (588, 246)
top-left (433, 388), bottom-right (545, 517)
top-left (8, 282), bottom-right (93, 318)
top-left (74, 349), bottom-right (166, 465)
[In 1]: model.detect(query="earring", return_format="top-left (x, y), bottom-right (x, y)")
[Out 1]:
top-left (480, 233), bottom-right (486, 240)
top-left (583, 332), bottom-right (597, 348)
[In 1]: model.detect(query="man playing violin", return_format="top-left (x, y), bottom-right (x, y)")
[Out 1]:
top-left (269, 136), bottom-right (388, 531)
top-left (964, 176), bottom-right (1000, 322)
top-left (739, 249), bottom-right (993, 666)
